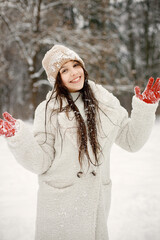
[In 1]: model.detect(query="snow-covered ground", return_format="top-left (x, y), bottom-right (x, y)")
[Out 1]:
top-left (0, 117), bottom-right (160, 240)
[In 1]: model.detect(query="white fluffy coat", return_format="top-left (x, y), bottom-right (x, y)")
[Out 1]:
top-left (6, 80), bottom-right (158, 240)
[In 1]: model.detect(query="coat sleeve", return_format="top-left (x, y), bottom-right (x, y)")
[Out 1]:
top-left (92, 81), bottom-right (159, 152)
top-left (6, 101), bottom-right (56, 174)
top-left (114, 95), bottom-right (158, 152)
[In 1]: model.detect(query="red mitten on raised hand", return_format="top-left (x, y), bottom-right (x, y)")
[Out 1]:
top-left (134, 77), bottom-right (160, 104)
top-left (0, 112), bottom-right (18, 137)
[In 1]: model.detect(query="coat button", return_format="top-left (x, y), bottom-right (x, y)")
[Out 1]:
top-left (77, 171), bottom-right (83, 178)
top-left (91, 170), bottom-right (96, 176)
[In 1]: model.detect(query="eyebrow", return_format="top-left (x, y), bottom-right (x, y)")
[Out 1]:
top-left (60, 66), bottom-right (67, 70)
top-left (60, 61), bottom-right (77, 70)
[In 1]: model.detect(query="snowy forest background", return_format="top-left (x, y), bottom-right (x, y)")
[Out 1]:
top-left (0, 0), bottom-right (160, 119)
top-left (1, 1), bottom-right (160, 240)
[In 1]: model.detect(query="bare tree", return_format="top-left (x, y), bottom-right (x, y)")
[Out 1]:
top-left (0, 0), bottom-right (67, 117)
top-left (0, 0), bottom-right (119, 118)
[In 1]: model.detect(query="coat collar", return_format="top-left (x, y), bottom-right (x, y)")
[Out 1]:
top-left (45, 79), bottom-right (109, 109)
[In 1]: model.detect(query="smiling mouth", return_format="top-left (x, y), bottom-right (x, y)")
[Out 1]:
top-left (70, 76), bottom-right (81, 83)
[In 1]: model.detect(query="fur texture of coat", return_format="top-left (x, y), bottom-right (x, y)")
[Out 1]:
top-left (6, 80), bottom-right (158, 240)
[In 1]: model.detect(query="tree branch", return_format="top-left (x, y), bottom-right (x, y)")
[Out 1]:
top-left (0, 13), bottom-right (31, 64)
top-left (41, 0), bottom-right (67, 11)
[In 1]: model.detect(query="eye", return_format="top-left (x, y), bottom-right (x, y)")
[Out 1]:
top-left (73, 62), bottom-right (79, 67)
top-left (61, 69), bottom-right (67, 73)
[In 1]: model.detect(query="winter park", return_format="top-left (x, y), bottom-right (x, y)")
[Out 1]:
top-left (0, 1), bottom-right (160, 240)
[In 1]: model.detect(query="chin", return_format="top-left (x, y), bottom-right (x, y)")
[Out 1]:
top-left (69, 81), bottom-right (84, 92)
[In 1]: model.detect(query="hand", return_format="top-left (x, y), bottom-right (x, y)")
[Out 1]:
top-left (0, 112), bottom-right (18, 137)
top-left (134, 77), bottom-right (160, 104)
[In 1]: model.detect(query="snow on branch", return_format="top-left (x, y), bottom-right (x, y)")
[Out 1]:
top-left (0, 13), bottom-right (32, 65)
top-left (30, 67), bottom-right (44, 79)
top-left (0, 1), bottom-right (27, 17)
top-left (33, 79), bottom-right (51, 88)
top-left (41, 0), bottom-right (67, 11)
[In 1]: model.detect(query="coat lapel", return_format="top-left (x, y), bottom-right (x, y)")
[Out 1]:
top-left (57, 110), bottom-right (78, 149)
top-left (46, 90), bottom-right (79, 148)
top-left (58, 111), bottom-right (77, 148)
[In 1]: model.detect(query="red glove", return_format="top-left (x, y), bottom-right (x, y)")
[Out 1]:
top-left (134, 77), bottom-right (160, 104)
top-left (0, 112), bottom-right (18, 137)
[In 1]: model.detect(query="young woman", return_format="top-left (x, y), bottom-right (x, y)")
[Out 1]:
top-left (0, 44), bottom-right (160, 240)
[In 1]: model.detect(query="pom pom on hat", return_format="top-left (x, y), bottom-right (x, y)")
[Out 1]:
top-left (42, 44), bottom-right (85, 87)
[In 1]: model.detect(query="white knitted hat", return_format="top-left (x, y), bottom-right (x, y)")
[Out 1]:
top-left (42, 44), bottom-right (85, 87)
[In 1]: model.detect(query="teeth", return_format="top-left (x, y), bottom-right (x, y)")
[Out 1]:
top-left (71, 77), bottom-right (80, 83)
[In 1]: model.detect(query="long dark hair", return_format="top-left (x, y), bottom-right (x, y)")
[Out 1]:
top-left (45, 61), bottom-right (102, 171)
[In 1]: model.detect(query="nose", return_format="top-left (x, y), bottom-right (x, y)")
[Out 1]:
top-left (70, 67), bottom-right (78, 76)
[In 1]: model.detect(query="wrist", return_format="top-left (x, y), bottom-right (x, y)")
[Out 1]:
top-left (15, 120), bottom-right (20, 132)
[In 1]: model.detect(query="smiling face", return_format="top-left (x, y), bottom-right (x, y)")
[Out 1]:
top-left (59, 60), bottom-right (85, 92)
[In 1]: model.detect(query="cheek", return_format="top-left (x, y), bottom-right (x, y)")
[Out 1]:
top-left (79, 68), bottom-right (84, 78)
top-left (60, 74), bottom-right (68, 85)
